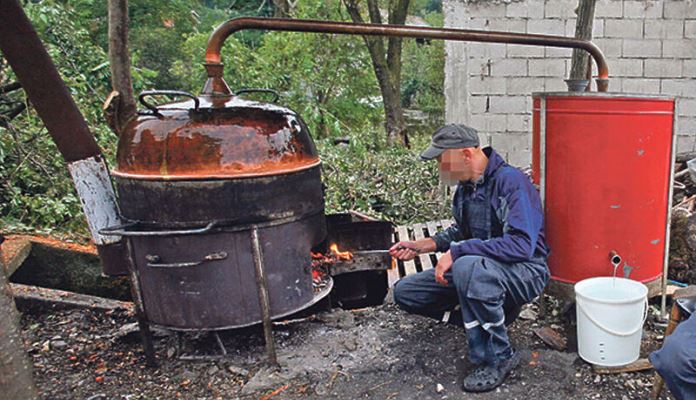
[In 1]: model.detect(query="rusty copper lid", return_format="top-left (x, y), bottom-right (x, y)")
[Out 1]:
top-left (113, 93), bottom-right (320, 180)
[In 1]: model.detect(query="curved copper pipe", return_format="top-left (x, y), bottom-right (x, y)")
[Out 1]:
top-left (204, 17), bottom-right (610, 92)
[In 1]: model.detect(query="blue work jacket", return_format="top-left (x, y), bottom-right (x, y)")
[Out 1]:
top-left (432, 147), bottom-right (550, 264)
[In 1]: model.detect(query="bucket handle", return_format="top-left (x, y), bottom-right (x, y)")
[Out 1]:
top-left (576, 297), bottom-right (648, 337)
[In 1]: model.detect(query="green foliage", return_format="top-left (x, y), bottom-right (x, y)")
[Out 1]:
top-left (1, 0), bottom-right (447, 236)
top-left (171, 0), bottom-right (382, 139)
top-left (401, 12), bottom-right (445, 119)
top-left (0, 0), bottom-right (154, 235)
top-left (318, 129), bottom-right (449, 224)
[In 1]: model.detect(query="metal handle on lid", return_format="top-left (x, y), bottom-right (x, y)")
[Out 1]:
top-left (234, 88), bottom-right (280, 103)
top-left (138, 90), bottom-right (200, 113)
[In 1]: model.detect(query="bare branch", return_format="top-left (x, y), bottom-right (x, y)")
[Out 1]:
top-left (0, 82), bottom-right (21, 95)
top-left (366, 0), bottom-right (382, 24)
top-left (0, 103), bottom-right (26, 127)
top-left (273, 0), bottom-right (290, 17)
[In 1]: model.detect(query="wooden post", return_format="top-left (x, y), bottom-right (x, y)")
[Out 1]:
top-left (0, 236), bottom-right (38, 399)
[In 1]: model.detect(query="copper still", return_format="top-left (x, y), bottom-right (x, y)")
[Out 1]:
top-left (105, 82), bottom-right (329, 331)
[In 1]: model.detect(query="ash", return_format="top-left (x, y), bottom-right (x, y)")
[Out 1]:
top-left (21, 295), bottom-right (672, 399)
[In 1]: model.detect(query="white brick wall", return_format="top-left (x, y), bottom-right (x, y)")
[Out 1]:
top-left (444, 0), bottom-right (696, 167)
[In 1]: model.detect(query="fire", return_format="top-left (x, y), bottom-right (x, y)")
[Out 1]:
top-left (310, 243), bottom-right (353, 285)
top-left (330, 243), bottom-right (353, 261)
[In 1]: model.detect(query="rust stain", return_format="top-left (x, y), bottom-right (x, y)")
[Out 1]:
top-left (114, 98), bottom-right (319, 180)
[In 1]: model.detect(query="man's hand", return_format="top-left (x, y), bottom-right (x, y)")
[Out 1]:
top-left (435, 250), bottom-right (454, 285)
top-left (389, 238), bottom-right (436, 261)
top-left (389, 241), bottom-right (419, 261)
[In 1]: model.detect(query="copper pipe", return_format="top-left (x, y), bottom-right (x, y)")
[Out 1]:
top-left (205, 17), bottom-right (610, 92)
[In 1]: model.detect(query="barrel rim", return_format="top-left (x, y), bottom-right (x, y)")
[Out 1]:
top-left (112, 159), bottom-right (322, 180)
top-left (532, 92), bottom-right (674, 101)
top-left (574, 277), bottom-right (648, 305)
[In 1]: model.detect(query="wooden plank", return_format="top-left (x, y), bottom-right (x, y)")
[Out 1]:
top-left (533, 326), bottom-right (566, 351)
top-left (666, 285), bottom-right (680, 297)
top-left (425, 220), bottom-right (441, 237)
top-left (412, 223), bottom-right (433, 270)
top-left (436, 220), bottom-right (455, 256)
top-left (1, 237), bottom-right (32, 276)
top-left (395, 225), bottom-right (417, 276)
top-left (387, 258), bottom-right (400, 288)
top-left (440, 219), bottom-right (454, 230)
top-left (674, 285), bottom-right (696, 300)
top-left (424, 220), bottom-right (442, 259)
top-left (348, 209), bottom-right (379, 222)
top-left (592, 358), bottom-right (653, 375)
top-left (10, 283), bottom-right (134, 311)
top-left (391, 230), bottom-right (404, 281)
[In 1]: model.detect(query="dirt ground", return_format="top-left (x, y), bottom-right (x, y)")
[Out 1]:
top-left (19, 294), bottom-right (675, 400)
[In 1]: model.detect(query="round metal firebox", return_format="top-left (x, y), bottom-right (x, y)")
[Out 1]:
top-left (110, 88), bottom-right (327, 330)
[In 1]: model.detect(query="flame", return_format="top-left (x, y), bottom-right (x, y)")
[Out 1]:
top-left (312, 269), bottom-right (323, 281)
top-left (330, 243), bottom-right (353, 261)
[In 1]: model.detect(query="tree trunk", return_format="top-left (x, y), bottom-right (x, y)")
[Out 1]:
top-left (106, 0), bottom-right (137, 134)
top-left (382, 78), bottom-right (408, 146)
top-left (569, 0), bottom-right (597, 87)
top-left (0, 236), bottom-right (38, 400)
top-left (273, 0), bottom-right (290, 17)
top-left (343, 0), bottom-right (410, 147)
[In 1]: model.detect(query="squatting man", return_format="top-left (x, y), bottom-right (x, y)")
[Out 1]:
top-left (390, 124), bottom-right (550, 392)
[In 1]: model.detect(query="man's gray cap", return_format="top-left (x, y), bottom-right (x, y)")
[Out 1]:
top-left (419, 124), bottom-right (480, 160)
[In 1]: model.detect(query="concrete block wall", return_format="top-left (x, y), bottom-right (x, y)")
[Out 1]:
top-left (444, 0), bottom-right (696, 167)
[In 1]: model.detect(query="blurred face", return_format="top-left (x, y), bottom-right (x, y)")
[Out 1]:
top-left (437, 148), bottom-right (475, 185)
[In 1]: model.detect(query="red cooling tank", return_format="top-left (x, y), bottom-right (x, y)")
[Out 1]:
top-left (532, 93), bottom-right (675, 298)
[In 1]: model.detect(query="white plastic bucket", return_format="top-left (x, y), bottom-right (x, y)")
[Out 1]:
top-left (574, 277), bottom-right (648, 366)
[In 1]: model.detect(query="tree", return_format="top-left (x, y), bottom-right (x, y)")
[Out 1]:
top-left (0, 236), bottom-right (38, 400)
top-left (105, 0), bottom-right (137, 134)
top-left (273, 0), bottom-right (290, 17)
top-left (569, 0), bottom-right (597, 89)
top-left (343, 0), bottom-right (411, 147)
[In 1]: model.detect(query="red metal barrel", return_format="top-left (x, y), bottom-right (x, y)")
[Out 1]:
top-left (532, 93), bottom-right (675, 298)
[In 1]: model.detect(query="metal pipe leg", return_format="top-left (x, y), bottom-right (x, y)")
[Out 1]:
top-left (251, 226), bottom-right (278, 367)
top-left (214, 332), bottom-right (228, 356)
top-left (135, 311), bottom-right (157, 367)
top-left (124, 239), bottom-right (157, 367)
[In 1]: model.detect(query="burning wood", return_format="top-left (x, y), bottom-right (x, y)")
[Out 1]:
top-left (310, 244), bottom-right (354, 292)
top-left (330, 243), bottom-right (353, 261)
top-left (311, 243), bottom-right (354, 265)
